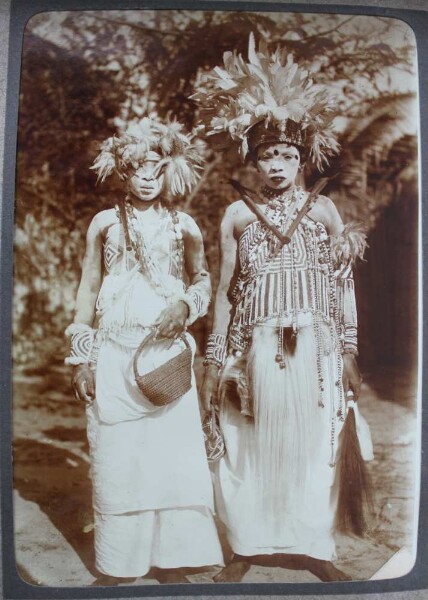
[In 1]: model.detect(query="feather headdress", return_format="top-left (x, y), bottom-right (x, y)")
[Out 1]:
top-left (90, 114), bottom-right (202, 196)
top-left (192, 33), bottom-right (339, 169)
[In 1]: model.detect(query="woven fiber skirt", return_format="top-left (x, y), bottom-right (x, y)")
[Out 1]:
top-left (215, 321), bottom-right (344, 560)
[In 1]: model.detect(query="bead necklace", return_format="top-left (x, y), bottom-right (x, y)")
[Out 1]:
top-left (310, 223), bottom-right (345, 467)
top-left (124, 198), bottom-right (185, 294)
top-left (245, 187), bottom-right (303, 278)
top-left (304, 221), bottom-right (325, 408)
top-left (261, 184), bottom-right (296, 201)
top-left (261, 185), bottom-right (297, 211)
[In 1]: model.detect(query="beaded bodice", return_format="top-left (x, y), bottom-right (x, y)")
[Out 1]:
top-left (232, 215), bottom-right (332, 331)
top-left (238, 216), bottom-right (326, 275)
top-left (96, 206), bottom-right (186, 337)
top-left (102, 216), bottom-right (182, 280)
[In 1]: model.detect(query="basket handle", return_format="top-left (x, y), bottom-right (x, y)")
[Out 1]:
top-left (133, 331), bottom-right (190, 380)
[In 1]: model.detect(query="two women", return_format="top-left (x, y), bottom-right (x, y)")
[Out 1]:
top-left (67, 36), bottom-right (369, 584)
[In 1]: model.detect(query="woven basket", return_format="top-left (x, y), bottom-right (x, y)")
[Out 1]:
top-left (133, 333), bottom-right (192, 407)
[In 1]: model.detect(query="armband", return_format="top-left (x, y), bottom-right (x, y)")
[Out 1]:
top-left (65, 323), bottom-right (95, 366)
top-left (203, 333), bottom-right (228, 369)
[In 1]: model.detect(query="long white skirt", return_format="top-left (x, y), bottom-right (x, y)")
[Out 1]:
top-left (94, 507), bottom-right (222, 577)
top-left (215, 322), bottom-right (344, 560)
top-left (87, 335), bottom-right (224, 576)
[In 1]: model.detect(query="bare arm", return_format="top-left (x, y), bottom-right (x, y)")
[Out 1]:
top-left (73, 215), bottom-right (103, 325)
top-left (182, 213), bottom-right (212, 323)
top-left (68, 214), bottom-right (103, 403)
top-left (211, 204), bottom-right (239, 336)
top-left (312, 194), bottom-right (344, 237)
top-left (201, 204), bottom-right (239, 410)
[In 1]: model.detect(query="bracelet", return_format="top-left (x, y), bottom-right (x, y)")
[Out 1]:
top-left (65, 323), bottom-right (95, 365)
top-left (342, 323), bottom-right (358, 356)
top-left (170, 291), bottom-right (197, 325)
top-left (343, 347), bottom-right (359, 357)
top-left (175, 289), bottom-right (210, 326)
top-left (204, 333), bottom-right (227, 369)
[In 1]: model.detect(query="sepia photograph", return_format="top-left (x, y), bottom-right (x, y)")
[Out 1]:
top-left (10, 6), bottom-right (421, 589)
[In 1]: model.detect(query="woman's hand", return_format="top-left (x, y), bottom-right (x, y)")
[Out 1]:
top-left (154, 301), bottom-right (189, 339)
top-left (72, 364), bottom-right (95, 403)
top-left (342, 353), bottom-right (362, 400)
top-left (201, 364), bottom-right (220, 412)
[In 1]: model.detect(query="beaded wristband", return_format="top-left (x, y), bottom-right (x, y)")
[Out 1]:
top-left (343, 346), bottom-right (358, 357)
top-left (204, 333), bottom-right (228, 369)
top-left (173, 287), bottom-right (210, 326)
top-left (65, 323), bottom-right (95, 366)
top-left (343, 323), bottom-right (358, 356)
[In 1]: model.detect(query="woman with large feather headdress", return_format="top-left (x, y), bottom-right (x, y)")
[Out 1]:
top-left (196, 35), bottom-right (373, 582)
top-left (65, 114), bottom-right (224, 584)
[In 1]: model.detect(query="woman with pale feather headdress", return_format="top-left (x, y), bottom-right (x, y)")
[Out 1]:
top-left (194, 34), bottom-right (373, 583)
top-left (65, 114), bottom-right (223, 584)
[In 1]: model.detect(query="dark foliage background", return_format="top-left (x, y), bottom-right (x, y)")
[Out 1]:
top-left (14, 10), bottom-right (418, 370)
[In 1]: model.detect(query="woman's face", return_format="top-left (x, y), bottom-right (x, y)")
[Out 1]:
top-left (126, 158), bottom-right (165, 203)
top-left (255, 143), bottom-right (300, 191)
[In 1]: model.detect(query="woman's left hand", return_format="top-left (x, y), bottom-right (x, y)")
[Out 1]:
top-left (342, 352), bottom-right (362, 400)
top-left (153, 301), bottom-right (189, 339)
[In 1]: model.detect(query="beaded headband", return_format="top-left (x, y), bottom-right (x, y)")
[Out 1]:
top-left (246, 119), bottom-right (306, 158)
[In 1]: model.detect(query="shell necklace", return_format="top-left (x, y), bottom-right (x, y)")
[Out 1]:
top-left (124, 198), bottom-right (185, 295)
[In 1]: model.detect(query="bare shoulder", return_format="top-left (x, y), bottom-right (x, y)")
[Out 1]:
top-left (312, 194), bottom-right (337, 215)
top-left (309, 194), bottom-right (342, 234)
top-left (224, 199), bottom-right (250, 220)
top-left (223, 199), bottom-right (254, 236)
top-left (87, 208), bottom-right (118, 239)
top-left (92, 208), bottom-right (117, 227)
top-left (177, 210), bottom-right (196, 226)
top-left (177, 211), bottom-right (202, 237)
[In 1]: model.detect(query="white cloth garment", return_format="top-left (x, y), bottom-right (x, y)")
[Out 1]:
top-left (85, 212), bottom-right (223, 576)
top-left (87, 336), bottom-right (216, 514)
top-left (94, 507), bottom-right (223, 577)
top-left (86, 335), bottom-right (223, 575)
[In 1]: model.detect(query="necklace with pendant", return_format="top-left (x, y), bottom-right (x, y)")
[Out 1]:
top-left (124, 198), bottom-right (185, 292)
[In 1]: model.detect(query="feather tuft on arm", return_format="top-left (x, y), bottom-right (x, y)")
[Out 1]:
top-left (330, 222), bottom-right (368, 267)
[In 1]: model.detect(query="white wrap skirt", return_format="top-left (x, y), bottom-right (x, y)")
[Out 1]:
top-left (86, 334), bottom-right (223, 576)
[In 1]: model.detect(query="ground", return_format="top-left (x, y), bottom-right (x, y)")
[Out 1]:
top-left (12, 359), bottom-right (419, 587)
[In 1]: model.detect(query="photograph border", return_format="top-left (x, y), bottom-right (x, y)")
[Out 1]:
top-left (1, 0), bottom-right (427, 598)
